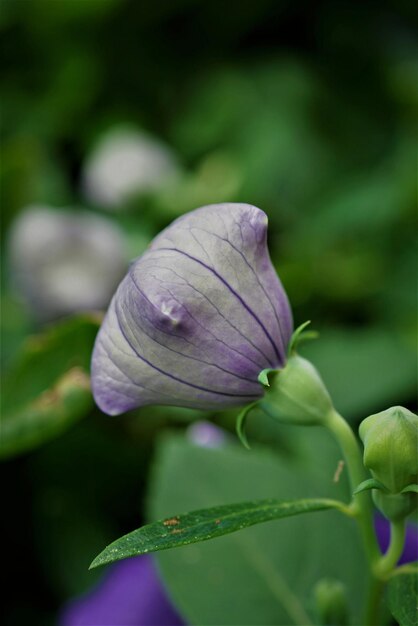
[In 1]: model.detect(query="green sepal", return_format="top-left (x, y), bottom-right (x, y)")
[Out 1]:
top-left (353, 478), bottom-right (390, 496)
top-left (288, 320), bottom-right (319, 356)
top-left (257, 368), bottom-right (278, 387)
top-left (372, 490), bottom-right (418, 522)
top-left (401, 484), bottom-right (418, 495)
top-left (236, 402), bottom-right (257, 449)
top-left (259, 354), bottom-right (333, 426)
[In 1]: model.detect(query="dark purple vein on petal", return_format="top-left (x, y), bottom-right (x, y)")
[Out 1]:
top-left (163, 284), bottom-right (263, 370)
top-left (140, 256), bottom-right (275, 371)
top-left (239, 216), bottom-right (290, 352)
top-left (220, 213), bottom-right (287, 355)
top-left (188, 224), bottom-right (287, 358)
top-left (156, 247), bottom-right (281, 365)
top-left (125, 275), bottom-right (260, 387)
top-left (113, 299), bottom-right (260, 401)
top-left (99, 337), bottom-right (191, 402)
top-left (147, 262), bottom-right (269, 368)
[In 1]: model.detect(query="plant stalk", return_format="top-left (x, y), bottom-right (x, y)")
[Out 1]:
top-left (374, 519), bottom-right (406, 579)
top-left (323, 409), bottom-right (382, 625)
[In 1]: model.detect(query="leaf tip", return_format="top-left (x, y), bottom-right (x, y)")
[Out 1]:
top-left (88, 549), bottom-right (112, 570)
top-left (88, 556), bottom-right (101, 570)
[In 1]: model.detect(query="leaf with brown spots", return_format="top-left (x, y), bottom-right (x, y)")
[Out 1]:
top-left (90, 497), bottom-right (346, 569)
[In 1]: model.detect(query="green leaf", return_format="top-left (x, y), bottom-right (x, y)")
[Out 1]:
top-left (388, 565), bottom-right (418, 626)
top-left (149, 436), bottom-right (368, 625)
top-left (0, 314), bottom-right (100, 459)
top-left (0, 368), bottom-right (92, 459)
top-left (90, 497), bottom-right (344, 569)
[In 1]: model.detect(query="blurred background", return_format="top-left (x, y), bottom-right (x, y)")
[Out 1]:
top-left (1, 0), bottom-right (417, 624)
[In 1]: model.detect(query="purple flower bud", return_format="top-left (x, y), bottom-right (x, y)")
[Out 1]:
top-left (91, 203), bottom-right (292, 415)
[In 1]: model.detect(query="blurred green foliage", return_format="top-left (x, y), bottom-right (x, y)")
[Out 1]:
top-left (1, 0), bottom-right (417, 624)
top-left (150, 432), bottom-right (367, 625)
top-left (1, 315), bottom-right (100, 458)
top-left (388, 567), bottom-right (418, 626)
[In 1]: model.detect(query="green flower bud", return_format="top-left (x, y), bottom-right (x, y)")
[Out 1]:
top-left (359, 406), bottom-right (418, 521)
top-left (258, 354), bottom-right (333, 426)
top-left (359, 406), bottom-right (418, 493)
top-left (313, 578), bottom-right (348, 626)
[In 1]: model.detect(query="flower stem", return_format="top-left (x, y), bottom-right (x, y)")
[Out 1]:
top-left (323, 409), bottom-right (379, 562)
top-left (374, 519), bottom-right (406, 578)
top-left (323, 409), bottom-right (382, 624)
top-left (363, 521), bottom-right (406, 625)
top-left (364, 577), bottom-right (385, 626)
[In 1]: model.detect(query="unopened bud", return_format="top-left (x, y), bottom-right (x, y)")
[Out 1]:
top-left (359, 406), bottom-right (418, 521)
top-left (313, 578), bottom-right (348, 625)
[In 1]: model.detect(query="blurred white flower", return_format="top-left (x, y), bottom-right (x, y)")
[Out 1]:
top-left (9, 206), bottom-right (127, 320)
top-left (83, 127), bottom-right (179, 209)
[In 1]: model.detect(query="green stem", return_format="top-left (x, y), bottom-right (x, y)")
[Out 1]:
top-left (374, 519), bottom-right (406, 579)
top-left (323, 409), bottom-right (379, 562)
top-left (323, 409), bottom-right (381, 625)
top-left (364, 521), bottom-right (406, 626)
top-left (364, 577), bottom-right (385, 626)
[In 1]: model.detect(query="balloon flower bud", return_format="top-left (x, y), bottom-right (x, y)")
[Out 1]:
top-left (313, 578), bottom-right (349, 626)
top-left (359, 406), bottom-right (418, 521)
top-left (91, 203), bottom-right (293, 415)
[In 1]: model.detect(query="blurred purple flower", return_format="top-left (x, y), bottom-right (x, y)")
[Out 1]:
top-left (187, 420), bottom-right (228, 448)
top-left (375, 515), bottom-right (418, 565)
top-left (92, 203), bottom-right (293, 415)
top-left (59, 555), bottom-right (184, 626)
